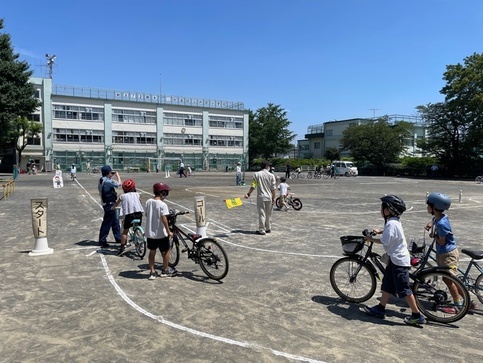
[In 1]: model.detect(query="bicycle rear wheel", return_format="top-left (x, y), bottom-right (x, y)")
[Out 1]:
top-left (197, 238), bottom-right (229, 280)
top-left (168, 235), bottom-right (180, 268)
top-left (334, 174), bottom-right (340, 179)
top-left (323, 173), bottom-right (330, 179)
top-left (307, 173), bottom-right (312, 179)
top-left (291, 198), bottom-right (302, 210)
top-left (275, 197), bottom-right (283, 209)
top-left (133, 227), bottom-right (146, 259)
top-left (475, 273), bottom-right (483, 304)
top-left (329, 257), bottom-right (377, 303)
top-left (413, 270), bottom-right (470, 323)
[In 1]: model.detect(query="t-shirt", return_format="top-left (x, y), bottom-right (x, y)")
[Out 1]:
top-left (118, 192), bottom-right (144, 217)
top-left (380, 217), bottom-right (410, 267)
top-left (433, 215), bottom-right (456, 254)
top-left (279, 182), bottom-right (289, 196)
top-left (145, 198), bottom-right (169, 239)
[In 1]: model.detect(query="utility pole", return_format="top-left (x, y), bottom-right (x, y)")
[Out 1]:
top-left (46, 54), bottom-right (56, 79)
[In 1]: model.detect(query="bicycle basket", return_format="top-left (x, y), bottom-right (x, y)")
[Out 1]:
top-left (340, 236), bottom-right (365, 255)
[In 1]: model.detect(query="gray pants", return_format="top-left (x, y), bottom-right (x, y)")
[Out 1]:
top-left (257, 199), bottom-right (273, 232)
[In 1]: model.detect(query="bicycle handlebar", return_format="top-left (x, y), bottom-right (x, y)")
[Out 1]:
top-left (362, 229), bottom-right (377, 237)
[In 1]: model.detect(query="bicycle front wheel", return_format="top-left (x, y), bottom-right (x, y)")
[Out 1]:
top-left (329, 257), bottom-right (377, 303)
top-left (197, 238), bottom-right (229, 280)
top-left (133, 227), bottom-right (146, 259)
top-left (413, 270), bottom-right (470, 324)
top-left (323, 173), bottom-right (329, 179)
top-left (291, 198), bottom-right (303, 210)
top-left (475, 273), bottom-right (483, 304)
top-left (307, 173), bottom-right (313, 179)
top-left (169, 235), bottom-right (180, 268)
top-left (334, 174), bottom-right (340, 179)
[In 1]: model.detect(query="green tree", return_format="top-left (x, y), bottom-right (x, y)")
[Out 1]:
top-left (417, 53), bottom-right (483, 176)
top-left (324, 147), bottom-right (340, 162)
top-left (0, 19), bottom-right (40, 153)
top-left (13, 116), bottom-right (42, 166)
top-left (340, 117), bottom-right (413, 174)
top-left (248, 103), bottom-right (296, 163)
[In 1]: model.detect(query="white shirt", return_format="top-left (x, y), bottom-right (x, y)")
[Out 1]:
top-left (279, 182), bottom-right (289, 196)
top-left (118, 192), bottom-right (144, 217)
top-left (380, 217), bottom-right (410, 267)
top-left (145, 198), bottom-right (169, 239)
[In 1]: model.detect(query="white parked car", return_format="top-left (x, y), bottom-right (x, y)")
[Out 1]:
top-left (332, 161), bottom-right (358, 176)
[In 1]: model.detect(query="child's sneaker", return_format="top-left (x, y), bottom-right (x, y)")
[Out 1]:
top-left (404, 315), bottom-right (426, 326)
top-left (363, 305), bottom-right (386, 319)
top-left (148, 271), bottom-right (159, 280)
top-left (441, 301), bottom-right (463, 314)
top-left (161, 267), bottom-right (178, 277)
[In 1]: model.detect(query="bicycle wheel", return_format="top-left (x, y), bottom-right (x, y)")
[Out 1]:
top-left (315, 174), bottom-right (322, 179)
top-left (307, 173), bottom-right (313, 179)
top-left (329, 257), bottom-right (377, 303)
top-left (334, 174), bottom-right (340, 179)
top-left (413, 270), bottom-right (470, 323)
top-left (290, 173), bottom-right (296, 179)
top-left (475, 273), bottom-right (483, 304)
top-left (298, 174), bottom-right (305, 179)
top-left (476, 176), bottom-right (482, 184)
top-left (275, 197), bottom-right (283, 209)
top-left (291, 198), bottom-right (303, 210)
top-left (197, 238), bottom-right (229, 280)
top-left (323, 173), bottom-right (330, 179)
top-left (133, 227), bottom-right (146, 259)
top-left (168, 235), bottom-right (180, 268)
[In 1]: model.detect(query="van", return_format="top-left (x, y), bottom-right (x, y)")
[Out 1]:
top-left (332, 161), bottom-right (358, 176)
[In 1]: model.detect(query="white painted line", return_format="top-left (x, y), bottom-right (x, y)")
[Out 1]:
top-left (99, 253), bottom-right (326, 363)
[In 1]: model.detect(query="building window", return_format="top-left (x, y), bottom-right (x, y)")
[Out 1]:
top-left (209, 116), bottom-right (243, 129)
top-left (27, 136), bottom-right (41, 145)
top-left (28, 114), bottom-right (41, 122)
top-left (163, 112), bottom-right (202, 127)
top-left (54, 128), bottom-right (104, 143)
top-left (325, 129), bottom-right (333, 136)
top-left (53, 104), bottom-right (104, 121)
top-left (112, 109), bottom-right (156, 124)
top-left (112, 131), bottom-right (156, 145)
top-left (314, 142), bottom-right (321, 149)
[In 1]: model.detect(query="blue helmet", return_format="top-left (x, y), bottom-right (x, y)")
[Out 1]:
top-left (427, 192), bottom-right (451, 211)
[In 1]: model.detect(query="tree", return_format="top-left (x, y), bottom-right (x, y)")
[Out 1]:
top-left (13, 116), bottom-right (42, 166)
top-left (248, 103), bottom-right (296, 163)
top-left (324, 147), bottom-right (340, 162)
top-left (0, 19), bottom-right (40, 154)
top-left (417, 53), bottom-right (483, 176)
top-left (340, 117), bottom-right (413, 174)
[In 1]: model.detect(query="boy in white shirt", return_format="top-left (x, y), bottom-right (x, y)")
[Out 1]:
top-left (145, 183), bottom-right (176, 279)
top-left (277, 177), bottom-right (290, 211)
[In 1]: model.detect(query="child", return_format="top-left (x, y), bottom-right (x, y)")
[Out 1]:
top-left (144, 182), bottom-right (176, 279)
top-left (277, 177), bottom-right (290, 211)
top-left (364, 195), bottom-right (426, 325)
top-left (112, 179), bottom-right (144, 256)
top-left (425, 192), bottom-right (470, 312)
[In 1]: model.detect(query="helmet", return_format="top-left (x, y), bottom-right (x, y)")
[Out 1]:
top-left (427, 192), bottom-right (451, 211)
top-left (380, 195), bottom-right (406, 216)
top-left (72, 163), bottom-right (75, 166)
top-left (122, 179), bottom-right (136, 193)
top-left (153, 182), bottom-right (171, 194)
top-left (101, 165), bottom-right (112, 176)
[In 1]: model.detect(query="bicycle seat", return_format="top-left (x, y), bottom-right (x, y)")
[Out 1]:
top-left (131, 219), bottom-right (141, 225)
top-left (188, 232), bottom-right (200, 241)
top-left (461, 248), bottom-right (483, 260)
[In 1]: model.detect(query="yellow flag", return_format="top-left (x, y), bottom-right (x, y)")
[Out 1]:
top-left (225, 197), bottom-right (243, 209)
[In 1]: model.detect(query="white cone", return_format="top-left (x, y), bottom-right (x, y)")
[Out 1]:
top-left (29, 237), bottom-right (54, 256)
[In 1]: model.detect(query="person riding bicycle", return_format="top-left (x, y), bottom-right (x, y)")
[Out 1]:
top-left (424, 192), bottom-right (471, 312)
top-left (112, 179), bottom-right (144, 256)
top-left (364, 195), bottom-right (426, 325)
top-left (277, 177), bottom-right (290, 211)
top-left (145, 182), bottom-right (177, 279)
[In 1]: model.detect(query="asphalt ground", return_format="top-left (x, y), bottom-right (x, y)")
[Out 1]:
top-left (0, 171), bottom-right (482, 363)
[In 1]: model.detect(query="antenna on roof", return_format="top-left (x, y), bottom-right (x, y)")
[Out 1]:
top-left (45, 54), bottom-right (56, 79)
top-left (368, 108), bottom-right (381, 118)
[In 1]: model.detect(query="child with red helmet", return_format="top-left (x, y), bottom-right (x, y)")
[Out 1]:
top-left (112, 179), bottom-right (144, 256)
top-left (145, 182), bottom-right (176, 279)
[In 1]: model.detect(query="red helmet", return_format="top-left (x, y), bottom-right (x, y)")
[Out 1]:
top-left (153, 182), bottom-right (171, 194)
top-left (122, 179), bottom-right (136, 193)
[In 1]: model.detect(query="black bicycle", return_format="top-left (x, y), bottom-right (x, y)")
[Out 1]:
top-left (329, 230), bottom-right (471, 323)
top-left (275, 194), bottom-right (303, 210)
top-left (167, 210), bottom-right (229, 280)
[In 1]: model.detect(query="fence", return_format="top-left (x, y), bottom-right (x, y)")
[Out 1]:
top-left (1, 179), bottom-right (15, 200)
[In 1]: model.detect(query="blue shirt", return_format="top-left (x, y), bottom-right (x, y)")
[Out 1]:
top-left (98, 176), bottom-right (119, 203)
top-left (433, 215), bottom-right (457, 254)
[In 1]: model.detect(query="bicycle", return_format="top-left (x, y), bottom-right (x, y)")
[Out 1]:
top-left (329, 230), bottom-right (471, 323)
top-left (322, 170), bottom-right (340, 179)
top-left (167, 209), bottom-right (229, 280)
top-left (123, 219), bottom-right (147, 259)
top-left (275, 194), bottom-right (303, 210)
top-left (409, 235), bottom-right (483, 306)
top-left (306, 171), bottom-right (322, 179)
top-left (475, 176), bottom-right (482, 184)
top-left (290, 171), bottom-right (305, 179)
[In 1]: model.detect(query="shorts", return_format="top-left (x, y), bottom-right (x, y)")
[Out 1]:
top-left (381, 261), bottom-right (413, 298)
top-left (436, 249), bottom-right (459, 276)
top-left (147, 237), bottom-right (170, 252)
top-left (122, 212), bottom-right (143, 230)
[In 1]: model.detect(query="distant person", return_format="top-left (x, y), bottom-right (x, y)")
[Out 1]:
top-left (236, 162), bottom-right (242, 185)
top-left (285, 163), bottom-right (291, 179)
top-left (178, 161), bottom-right (187, 177)
top-left (86, 160), bottom-right (91, 175)
top-left (186, 164), bottom-right (192, 177)
top-left (112, 179), bottom-right (144, 256)
top-left (13, 163), bottom-right (19, 179)
top-left (244, 160), bottom-right (277, 235)
top-left (98, 165), bottom-right (122, 248)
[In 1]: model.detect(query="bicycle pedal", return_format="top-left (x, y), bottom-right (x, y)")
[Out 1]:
top-left (181, 248), bottom-right (188, 253)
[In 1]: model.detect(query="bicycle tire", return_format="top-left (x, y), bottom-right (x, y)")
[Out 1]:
top-left (476, 176), bottom-right (482, 184)
top-left (315, 174), bottom-right (322, 179)
top-left (413, 269), bottom-right (470, 323)
top-left (168, 235), bottom-right (180, 268)
top-left (307, 173), bottom-right (313, 179)
top-left (323, 173), bottom-right (330, 179)
top-left (291, 198), bottom-right (303, 211)
top-left (329, 257), bottom-right (377, 303)
top-left (133, 227), bottom-right (146, 259)
top-left (298, 174), bottom-right (305, 179)
top-left (475, 273), bottom-right (483, 304)
top-left (275, 197), bottom-right (283, 209)
top-left (334, 174), bottom-right (340, 179)
top-left (290, 173), bottom-right (296, 179)
top-left (197, 238), bottom-right (229, 280)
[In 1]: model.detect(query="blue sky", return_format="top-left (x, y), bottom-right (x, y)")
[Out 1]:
top-left (2, 0), bottom-right (482, 140)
